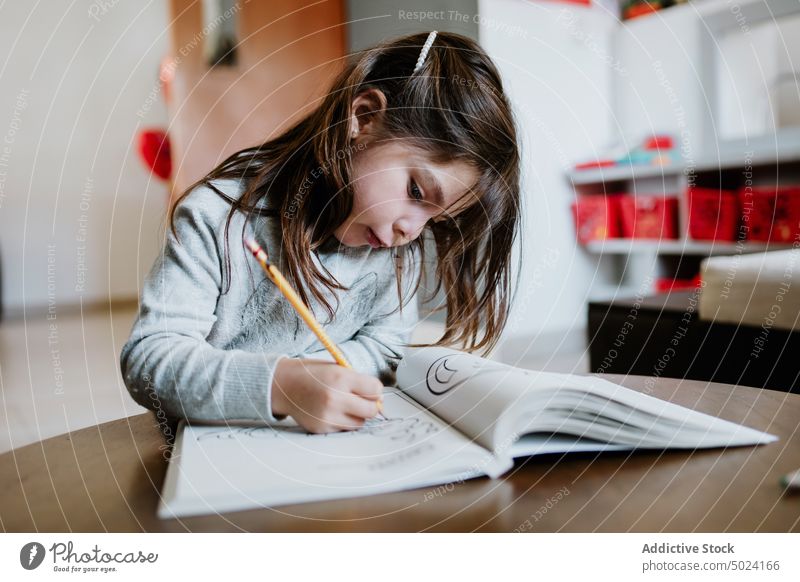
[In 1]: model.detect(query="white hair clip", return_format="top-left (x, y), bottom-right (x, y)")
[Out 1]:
top-left (413, 31), bottom-right (438, 74)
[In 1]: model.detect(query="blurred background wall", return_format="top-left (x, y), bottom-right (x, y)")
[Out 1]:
top-left (0, 2), bottom-right (170, 317)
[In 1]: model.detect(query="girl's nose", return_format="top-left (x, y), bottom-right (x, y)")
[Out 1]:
top-left (394, 215), bottom-right (428, 245)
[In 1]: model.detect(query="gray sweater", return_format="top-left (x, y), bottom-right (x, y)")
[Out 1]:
top-left (119, 178), bottom-right (420, 423)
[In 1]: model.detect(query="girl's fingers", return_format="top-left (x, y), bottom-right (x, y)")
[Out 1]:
top-left (342, 392), bottom-right (381, 420)
top-left (334, 413), bottom-right (369, 432)
top-left (349, 377), bottom-right (384, 400)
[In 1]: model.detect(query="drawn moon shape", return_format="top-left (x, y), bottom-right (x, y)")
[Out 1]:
top-left (426, 355), bottom-right (517, 396)
top-left (426, 355), bottom-right (473, 395)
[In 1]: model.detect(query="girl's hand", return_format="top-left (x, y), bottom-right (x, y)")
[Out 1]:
top-left (271, 357), bottom-right (384, 433)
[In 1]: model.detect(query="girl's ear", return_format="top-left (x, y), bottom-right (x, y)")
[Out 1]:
top-left (349, 88), bottom-right (387, 141)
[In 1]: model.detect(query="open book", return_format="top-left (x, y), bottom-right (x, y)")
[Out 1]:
top-left (158, 347), bottom-right (778, 518)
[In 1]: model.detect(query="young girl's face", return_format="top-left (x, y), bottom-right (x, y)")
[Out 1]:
top-left (333, 140), bottom-right (479, 249)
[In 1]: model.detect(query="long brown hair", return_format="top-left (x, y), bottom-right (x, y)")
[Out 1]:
top-left (168, 31), bottom-right (521, 355)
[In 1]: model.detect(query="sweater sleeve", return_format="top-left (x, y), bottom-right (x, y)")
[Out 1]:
top-left (297, 267), bottom-right (422, 386)
top-left (119, 191), bottom-right (290, 423)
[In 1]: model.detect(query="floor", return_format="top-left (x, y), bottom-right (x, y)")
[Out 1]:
top-left (0, 303), bottom-right (145, 455)
top-left (0, 305), bottom-right (589, 455)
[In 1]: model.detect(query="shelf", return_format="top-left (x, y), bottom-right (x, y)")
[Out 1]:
top-left (582, 239), bottom-right (796, 256)
top-left (568, 129), bottom-right (800, 186)
top-left (569, 164), bottom-right (683, 185)
top-left (695, 128), bottom-right (800, 172)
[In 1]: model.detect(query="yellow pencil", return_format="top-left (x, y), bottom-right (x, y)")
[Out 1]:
top-left (244, 239), bottom-right (385, 418)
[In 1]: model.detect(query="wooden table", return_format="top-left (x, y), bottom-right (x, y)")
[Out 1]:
top-left (2, 375), bottom-right (799, 532)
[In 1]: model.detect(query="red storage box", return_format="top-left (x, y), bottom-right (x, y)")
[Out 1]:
top-left (618, 195), bottom-right (678, 239)
top-left (571, 195), bottom-right (620, 244)
top-left (655, 274), bottom-right (703, 293)
top-left (740, 186), bottom-right (800, 243)
top-left (686, 187), bottom-right (739, 241)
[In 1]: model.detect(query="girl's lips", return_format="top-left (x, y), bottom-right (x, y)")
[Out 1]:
top-left (366, 227), bottom-right (385, 248)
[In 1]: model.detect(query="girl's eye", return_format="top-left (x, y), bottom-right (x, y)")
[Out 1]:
top-left (408, 179), bottom-right (423, 202)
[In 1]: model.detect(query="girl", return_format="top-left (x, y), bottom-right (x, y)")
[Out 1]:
top-left (120, 31), bottom-right (521, 434)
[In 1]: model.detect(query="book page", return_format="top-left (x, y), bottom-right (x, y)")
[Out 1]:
top-left (158, 388), bottom-right (510, 518)
top-left (396, 346), bottom-right (556, 451)
top-left (397, 347), bottom-right (778, 453)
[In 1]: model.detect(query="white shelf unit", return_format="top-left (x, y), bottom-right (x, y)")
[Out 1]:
top-left (569, 131), bottom-right (800, 299)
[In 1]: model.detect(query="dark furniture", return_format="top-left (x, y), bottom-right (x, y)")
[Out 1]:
top-left (2, 375), bottom-right (798, 532)
top-left (589, 291), bottom-right (800, 393)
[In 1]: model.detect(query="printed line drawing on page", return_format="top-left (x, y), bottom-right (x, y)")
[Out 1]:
top-left (195, 414), bottom-right (439, 445)
top-left (426, 353), bottom-right (529, 395)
